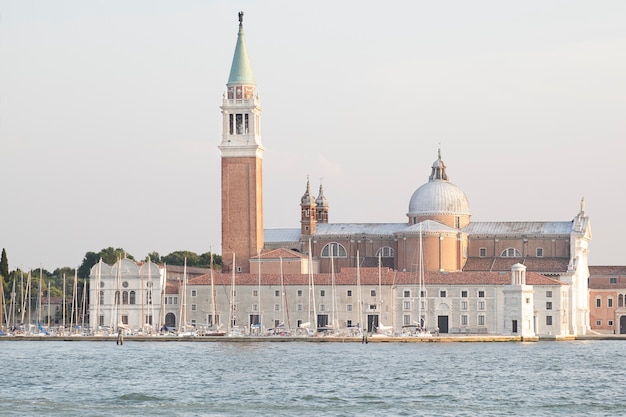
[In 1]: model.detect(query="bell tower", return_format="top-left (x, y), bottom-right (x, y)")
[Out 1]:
top-left (219, 12), bottom-right (264, 273)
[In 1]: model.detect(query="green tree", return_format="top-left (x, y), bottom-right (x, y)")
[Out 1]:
top-left (0, 248), bottom-right (8, 285)
top-left (77, 247), bottom-right (134, 279)
top-left (144, 252), bottom-right (161, 263)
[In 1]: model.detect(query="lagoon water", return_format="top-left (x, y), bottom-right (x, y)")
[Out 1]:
top-left (0, 339), bottom-right (623, 416)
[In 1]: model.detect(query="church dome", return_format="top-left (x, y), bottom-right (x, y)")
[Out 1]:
top-left (407, 152), bottom-right (471, 217)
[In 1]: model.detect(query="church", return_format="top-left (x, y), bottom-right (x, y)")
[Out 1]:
top-left (89, 13), bottom-right (591, 338)
top-left (214, 12), bottom-right (591, 337)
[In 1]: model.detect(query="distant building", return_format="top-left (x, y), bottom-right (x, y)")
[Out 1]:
top-left (88, 258), bottom-right (163, 333)
top-left (210, 14), bottom-right (591, 337)
top-left (588, 266), bottom-right (626, 334)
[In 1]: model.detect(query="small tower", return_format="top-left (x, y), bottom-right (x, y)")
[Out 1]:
top-left (300, 177), bottom-right (317, 235)
top-left (315, 183), bottom-right (329, 224)
top-left (219, 12), bottom-right (264, 273)
top-left (503, 263), bottom-right (536, 338)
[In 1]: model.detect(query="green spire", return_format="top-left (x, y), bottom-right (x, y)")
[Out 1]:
top-left (228, 12), bottom-right (255, 86)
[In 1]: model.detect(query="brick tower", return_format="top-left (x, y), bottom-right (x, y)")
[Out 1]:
top-left (219, 12), bottom-right (264, 273)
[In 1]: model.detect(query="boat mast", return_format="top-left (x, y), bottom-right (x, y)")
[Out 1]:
top-left (210, 254), bottom-right (218, 329)
top-left (257, 249), bottom-right (261, 332)
top-left (308, 239), bottom-right (317, 334)
top-left (357, 250), bottom-right (363, 332)
top-left (418, 223), bottom-right (424, 328)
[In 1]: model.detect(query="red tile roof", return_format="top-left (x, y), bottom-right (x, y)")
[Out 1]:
top-left (186, 268), bottom-right (563, 287)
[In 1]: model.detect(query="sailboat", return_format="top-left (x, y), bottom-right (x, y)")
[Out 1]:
top-left (205, 252), bottom-right (225, 336)
top-left (227, 253), bottom-right (244, 337)
top-left (375, 253), bottom-right (393, 336)
top-left (297, 239), bottom-right (317, 337)
top-left (415, 223), bottom-right (432, 337)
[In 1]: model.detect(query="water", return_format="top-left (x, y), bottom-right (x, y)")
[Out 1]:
top-left (0, 339), bottom-right (623, 416)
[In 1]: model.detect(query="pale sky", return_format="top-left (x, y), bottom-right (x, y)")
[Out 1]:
top-left (1, 1), bottom-right (625, 271)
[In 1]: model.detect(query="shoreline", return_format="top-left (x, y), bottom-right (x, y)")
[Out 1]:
top-left (0, 334), bottom-right (620, 342)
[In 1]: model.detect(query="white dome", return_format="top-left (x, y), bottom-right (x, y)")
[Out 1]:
top-left (407, 152), bottom-right (470, 218)
top-left (408, 180), bottom-right (470, 217)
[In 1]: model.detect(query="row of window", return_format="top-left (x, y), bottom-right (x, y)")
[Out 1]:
top-left (97, 315), bottom-right (153, 326)
top-left (596, 320), bottom-right (615, 327)
top-left (479, 247), bottom-right (545, 257)
top-left (595, 296), bottom-right (615, 308)
top-left (98, 290), bottom-right (153, 305)
top-left (319, 243), bottom-right (395, 258)
top-left (98, 280), bottom-right (154, 288)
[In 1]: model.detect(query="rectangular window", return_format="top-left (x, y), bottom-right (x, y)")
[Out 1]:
top-left (596, 320), bottom-right (602, 326)
top-left (610, 277), bottom-right (617, 284)
top-left (596, 298), bottom-right (602, 308)
top-left (546, 316), bottom-right (553, 326)
top-left (404, 290), bottom-right (411, 298)
top-left (297, 289), bottom-right (303, 297)
top-left (479, 247), bottom-right (487, 257)
top-left (546, 302), bottom-right (552, 310)
top-left (546, 291), bottom-right (552, 298)
top-left (320, 290), bottom-right (326, 297)
top-left (347, 304), bottom-right (353, 312)
top-left (609, 320), bottom-right (614, 326)
top-left (319, 304), bottom-right (326, 312)
top-left (275, 290), bottom-right (280, 297)
top-left (461, 315), bottom-right (468, 326)
top-left (146, 315), bottom-right (153, 325)
top-left (236, 113), bottom-right (243, 134)
top-left (122, 315), bottom-right (128, 325)
top-left (252, 304), bottom-right (258, 312)
top-left (297, 304), bottom-right (303, 312)
top-left (347, 290), bottom-right (352, 297)
top-left (274, 304), bottom-right (280, 311)
top-left (369, 304), bottom-right (377, 311)
top-left (347, 320), bottom-right (353, 327)
top-left (174, 297), bottom-right (178, 305)
top-left (403, 315), bottom-right (411, 325)
top-left (461, 290), bottom-right (468, 298)
top-left (371, 290), bottom-right (376, 297)
top-left (478, 290), bottom-right (485, 298)
top-left (440, 290), bottom-right (447, 298)
top-left (478, 315), bottom-right (485, 326)
top-left (461, 301), bottom-right (468, 310)
top-left (191, 289), bottom-right (197, 297)
top-left (536, 248), bottom-right (543, 257)
top-left (191, 304), bottom-right (197, 311)
top-left (608, 298), bottom-right (614, 308)
top-left (229, 114), bottom-right (234, 134)
top-left (403, 301), bottom-right (411, 310)
top-left (244, 113), bottom-right (249, 133)
top-left (420, 290), bottom-right (426, 298)
top-left (478, 301), bottom-right (485, 311)
top-left (191, 320), bottom-right (196, 326)
top-left (252, 289), bottom-right (258, 297)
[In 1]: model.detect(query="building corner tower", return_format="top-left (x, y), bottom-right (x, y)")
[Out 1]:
top-left (219, 12), bottom-right (264, 273)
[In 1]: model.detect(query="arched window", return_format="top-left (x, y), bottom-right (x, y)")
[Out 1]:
top-left (376, 246), bottom-right (395, 258)
top-left (129, 291), bottom-right (136, 305)
top-left (122, 291), bottom-right (129, 305)
top-left (500, 248), bottom-right (521, 257)
top-left (165, 312), bottom-right (176, 328)
top-left (619, 294), bottom-right (624, 308)
top-left (114, 290), bottom-right (120, 304)
top-left (321, 242), bottom-right (347, 258)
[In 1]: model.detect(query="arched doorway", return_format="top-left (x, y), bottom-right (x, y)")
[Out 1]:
top-left (620, 316), bottom-right (626, 334)
top-left (165, 312), bottom-right (176, 329)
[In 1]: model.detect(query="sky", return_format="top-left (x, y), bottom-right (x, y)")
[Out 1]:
top-left (1, 1), bottom-right (625, 271)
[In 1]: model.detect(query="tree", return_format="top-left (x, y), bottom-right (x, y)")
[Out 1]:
top-left (77, 247), bottom-right (134, 279)
top-left (0, 248), bottom-right (8, 283)
top-left (145, 252), bottom-right (161, 263)
top-left (0, 248), bottom-right (9, 300)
